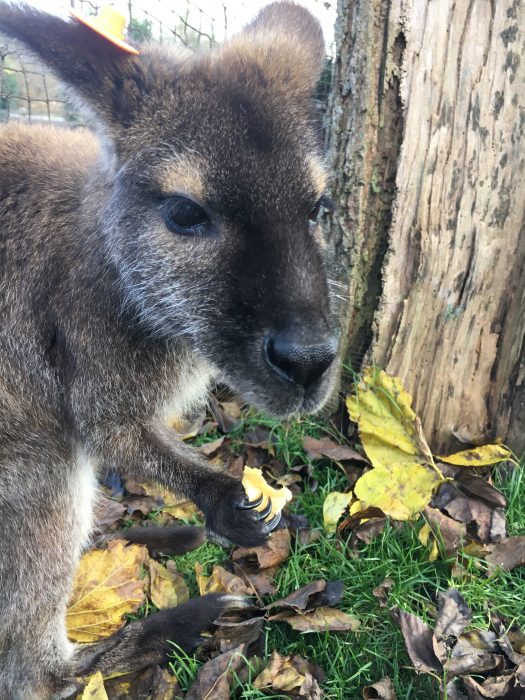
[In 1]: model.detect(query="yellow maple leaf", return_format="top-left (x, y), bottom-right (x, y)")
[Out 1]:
top-left (354, 463), bottom-right (441, 520)
top-left (149, 559), bottom-right (189, 610)
top-left (346, 368), bottom-right (428, 468)
top-left (66, 539), bottom-right (148, 643)
top-left (77, 672), bottom-right (108, 700)
top-left (439, 444), bottom-right (512, 467)
top-left (323, 491), bottom-right (352, 533)
top-left (347, 368), bottom-right (443, 521)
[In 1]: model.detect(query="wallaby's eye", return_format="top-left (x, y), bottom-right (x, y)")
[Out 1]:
top-left (163, 196), bottom-right (210, 235)
top-left (308, 195), bottom-right (334, 224)
top-left (308, 201), bottom-right (321, 222)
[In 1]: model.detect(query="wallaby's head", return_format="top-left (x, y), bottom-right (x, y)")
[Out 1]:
top-left (0, 1), bottom-right (339, 417)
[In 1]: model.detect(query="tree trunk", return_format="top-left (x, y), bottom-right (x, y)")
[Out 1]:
top-left (326, 0), bottom-right (525, 454)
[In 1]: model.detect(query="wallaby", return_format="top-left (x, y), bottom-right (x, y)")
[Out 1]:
top-left (0, 1), bottom-right (338, 697)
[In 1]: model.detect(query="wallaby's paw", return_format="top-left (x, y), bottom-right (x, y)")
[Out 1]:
top-left (202, 478), bottom-right (281, 547)
top-left (73, 593), bottom-right (252, 678)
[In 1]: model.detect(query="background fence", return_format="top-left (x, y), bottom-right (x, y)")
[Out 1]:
top-left (0, 0), bottom-right (335, 126)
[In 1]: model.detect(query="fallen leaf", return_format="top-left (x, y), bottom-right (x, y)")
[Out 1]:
top-left (282, 606), bottom-right (360, 633)
top-left (79, 672), bottom-right (108, 700)
top-left (104, 666), bottom-right (183, 700)
top-left (432, 483), bottom-right (506, 544)
top-left (195, 563), bottom-right (253, 596)
top-left (303, 436), bottom-right (367, 463)
top-left (266, 580), bottom-right (345, 614)
top-left (214, 616), bottom-right (265, 655)
top-left (354, 464), bottom-right (441, 520)
top-left (231, 564), bottom-right (278, 596)
top-left (161, 499), bottom-right (200, 521)
top-left (67, 540), bottom-right (148, 643)
top-left (353, 517), bottom-right (388, 544)
top-left (372, 578), bottom-right (394, 608)
top-left (435, 589), bottom-right (472, 642)
top-left (198, 435), bottom-right (225, 456)
top-left (124, 495), bottom-right (158, 517)
top-left (454, 474), bottom-right (506, 508)
top-left (391, 607), bottom-right (442, 674)
top-left (254, 651), bottom-right (324, 700)
top-left (323, 491), bottom-right (352, 533)
top-left (418, 523), bottom-right (439, 561)
top-left (149, 559), bottom-right (189, 609)
top-left (296, 528), bottom-right (322, 546)
top-left (362, 677), bottom-right (397, 699)
top-left (185, 645), bottom-right (247, 700)
top-left (484, 536), bottom-right (525, 575)
top-left (423, 507), bottom-right (467, 556)
top-left (94, 496), bottom-right (126, 531)
top-left (346, 368), bottom-right (429, 470)
top-left (210, 397), bottom-right (242, 433)
top-left (439, 445), bottom-right (512, 467)
top-left (169, 413), bottom-right (206, 440)
top-left (232, 529), bottom-right (291, 571)
top-left (490, 615), bottom-right (525, 666)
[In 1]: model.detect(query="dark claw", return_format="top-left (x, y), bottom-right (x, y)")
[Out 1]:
top-left (256, 498), bottom-right (273, 520)
top-left (237, 493), bottom-right (263, 510)
top-left (263, 511), bottom-right (282, 533)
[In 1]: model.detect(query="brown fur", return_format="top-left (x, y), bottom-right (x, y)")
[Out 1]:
top-left (0, 2), bottom-right (338, 697)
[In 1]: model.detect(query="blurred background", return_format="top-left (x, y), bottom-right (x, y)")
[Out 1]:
top-left (0, 0), bottom-right (336, 125)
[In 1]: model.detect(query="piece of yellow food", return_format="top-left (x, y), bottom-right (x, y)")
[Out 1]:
top-left (242, 466), bottom-right (293, 519)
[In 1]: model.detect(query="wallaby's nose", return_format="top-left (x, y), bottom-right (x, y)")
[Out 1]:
top-left (263, 330), bottom-right (337, 389)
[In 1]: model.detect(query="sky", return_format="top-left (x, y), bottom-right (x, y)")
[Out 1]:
top-left (27, 0), bottom-right (336, 47)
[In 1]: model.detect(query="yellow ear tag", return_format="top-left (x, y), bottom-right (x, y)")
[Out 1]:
top-left (70, 6), bottom-right (140, 55)
top-left (242, 466), bottom-right (293, 519)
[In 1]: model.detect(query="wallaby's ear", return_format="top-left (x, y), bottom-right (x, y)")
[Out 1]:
top-left (224, 1), bottom-right (325, 97)
top-left (0, 2), bottom-right (145, 130)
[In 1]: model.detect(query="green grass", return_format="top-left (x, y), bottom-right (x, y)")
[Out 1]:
top-left (169, 413), bottom-right (525, 699)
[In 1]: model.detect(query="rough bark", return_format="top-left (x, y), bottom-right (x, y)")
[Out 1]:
top-left (327, 0), bottom-right (525, 453)
top-left (325, 0), bottom-right (405, 366)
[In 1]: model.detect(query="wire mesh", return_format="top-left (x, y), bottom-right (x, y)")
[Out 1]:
top-left (0, 0), bottom-right (334, 126)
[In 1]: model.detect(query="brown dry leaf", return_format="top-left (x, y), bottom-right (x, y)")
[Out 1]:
top-left (185, 644), bottom-right (247, 700)
top-left (303, 436), bottom-right (367, 463)
top-left (439, 444), bottom-right (512, 467)
top-left (362, 677), bottom-right (397, 699)
top-left (435, 589), bottom-right (472, 642)
top-left (432, 483), bottom-right (506, 544)
top-left (454, 474), bottom-right (506, 508)
top-left (66, 540), bottom-right (148, 643)
top-left (372, 578), bottom-right (394, 608)
top-left (266, 580), bottom-right (345, 615)
top-left (484, 536), bottom-right (525, 575)
top-left (282, 606), bottom-right (360, 633)
top-left (353, 517), bottom-right (388, 544)
top-left (490, 615), bottom-right (525, 666)
top-left (232, 563), bottom-right (278, 596)
top-left (123, 495), bottom-right (158, 517)
top-left (253, 650), bottom-right (324, 700)
top-left (195, 563), bottom-right (253, 596)
top-left (232, 529), bottom-right (291, 571)
top-left (78, 672), bottom-right (108, 700)
top-left (149, 559), bottom-right (189, 609)
top-left (198, 435), bottom-right (226, 457)
top-left (94, 496), bottom-right (126, 531)
top-left (104, 666), bottom-right (183, 700)
top-left (391, 607), bottom-right (442, 675)
top-left (423, 507), bottom-right (467, 556)
top-left (213, 614), bottom-right (265, 654)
